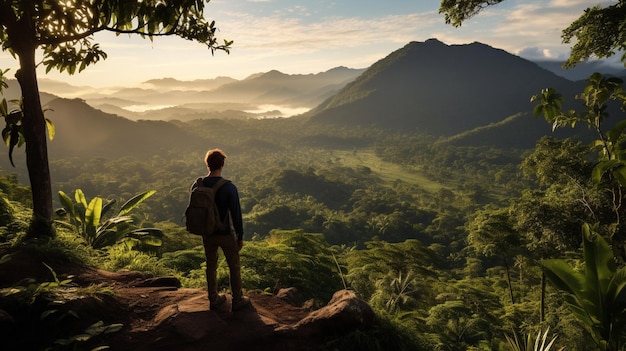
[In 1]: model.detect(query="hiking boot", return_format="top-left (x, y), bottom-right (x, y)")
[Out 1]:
top-left (210, 294), bottom-right (227, 308)
top-left (231, 296), bottom-right (250, 311)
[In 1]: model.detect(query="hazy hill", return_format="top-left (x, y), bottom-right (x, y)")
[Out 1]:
top-left (42, 98), bottom-right (208, 159)
top-left (534, 59), bottom-right (625, 81)
top-left (43, 67), bottom-right (365, 120)
top-left (142, 76), bottom-right (238, 90)
top-left (305, 39), bottom-right (585, 147)
top-left (198, 66), bottom-right (366, 107)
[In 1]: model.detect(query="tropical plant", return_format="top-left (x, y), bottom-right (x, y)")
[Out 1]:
top-left (55, 189), bottom-right (162, 250)
top-left (467, 207), bottom-right (520, 304)
top-left (0, 69), bottom-right (54, 168)
top-left (542, 224), bottom-right (626, 351)
top-left (505, 327), bottom-right (563, 351)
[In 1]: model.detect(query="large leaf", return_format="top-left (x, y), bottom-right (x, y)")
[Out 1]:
top-left (117, 190), bottom-right (155, 216)
top-left (606, 119), bottom-right (626, 144)
top-left (92, 229), bottom-right (122, 249)
top-left (74, 189), bottom-right (87, 208)
top-left (542, 224), bottom-right (625, 350)
top-left (85, 197), bottom-right (103, 229)
top-left (58, 191), bottom-right (76, 218)
top-left (592, 160), bottom-right (622, 183)
top-left (45, 117), bottom-right (55, 140)
top-left (581, 224), bottom-right (614, 299)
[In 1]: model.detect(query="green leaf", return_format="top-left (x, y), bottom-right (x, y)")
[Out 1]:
top-left (0, 254), bottom-right (11, 265)
top-left (542, 259), bottom-right (584, 295)
top-left (101, 199), bottom-right (116, 217)
top-left (0, 98), bottom-right (7, 116)
top-left (45, 118), bottom-right (55, 140)
top-left (592, 160), bottom-right (622, 183)
top-left (117, 190), bottom-right (155, 216)
top-left (75, 189), bottom-right (87, 208)
top-left (85, 197), bottom-right (103, 228)
top-left (613, 166), bottom-right (626, 188)
top-left (58, 191), bottom-right (75, 218)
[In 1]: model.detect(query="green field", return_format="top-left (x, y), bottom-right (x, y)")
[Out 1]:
top-left (332, 149), bottom-right (446, 192)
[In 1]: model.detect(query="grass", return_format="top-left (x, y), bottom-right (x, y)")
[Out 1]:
top-left (332, 149), bottom-right (446, 193)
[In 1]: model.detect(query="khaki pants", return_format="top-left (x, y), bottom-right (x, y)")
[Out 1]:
top-left (202, 234), bottom-right (243, 302)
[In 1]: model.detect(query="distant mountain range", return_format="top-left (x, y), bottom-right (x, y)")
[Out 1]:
top-left (33, 66), bottom-right (366, 121)
top-left (2, 38), bottom-right (624, 159)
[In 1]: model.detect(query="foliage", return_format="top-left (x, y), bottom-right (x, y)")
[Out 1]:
top-left (345, 239), bottom-right (439, 315)
top-left (0, 262), bottom-right (122, 350)
top-left (505, 328), bottom-right (563, 351)
top-left (240, 229), bottom-right (343, 301)
top-left (55, 189), bottom-right (162, 250)
top-left (542, 224), bottom-right (626, 351)
top-left (0, 69), bottom-right (55, 167)
top-left (320, 315), bottom-right (425, 351)
top-left (531, 74), bottom-right (626, 262)
top-left (532, 74), bottom-right (626, 186)
top-left (102, 241), bottom-right (168, 275)
top-left (561, 2), bottom-right (626, 67)
top-left (467, 207), bottom-right (520, 303)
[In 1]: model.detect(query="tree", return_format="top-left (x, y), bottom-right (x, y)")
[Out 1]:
top-left (439, 0), bottom-right (626, 67)
top-left (467, 208), bottom-right (520, 304)
top-left (0, 1), bottom-right (231, 236)
top-left (531, 75), bottom-right (626, 262)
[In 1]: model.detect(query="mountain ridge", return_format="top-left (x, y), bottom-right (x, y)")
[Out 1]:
top-left (303, 39), bottom-right (587, 147)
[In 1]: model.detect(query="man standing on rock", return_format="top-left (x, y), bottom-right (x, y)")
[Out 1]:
top-left (195, 148), bottom-right (250, 311)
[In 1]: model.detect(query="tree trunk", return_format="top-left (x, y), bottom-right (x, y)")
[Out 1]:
top-left (540, 270), bottom-right (546, 322)
top-left (15, 46), bottom-right (54, 235)
top-left (6, 3), bottom-right (55, 236)
top-left (503, 256), bottom-right (515, 304)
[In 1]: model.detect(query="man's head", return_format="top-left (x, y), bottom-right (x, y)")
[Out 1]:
top-left (205, 148), bottom-right (227, 171)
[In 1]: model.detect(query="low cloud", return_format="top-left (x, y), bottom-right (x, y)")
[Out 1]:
top-left (518, 47), bottom-right (565, 61)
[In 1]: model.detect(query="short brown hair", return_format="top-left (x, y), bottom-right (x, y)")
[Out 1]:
top-left (205, 148), bottom-right (227, 171)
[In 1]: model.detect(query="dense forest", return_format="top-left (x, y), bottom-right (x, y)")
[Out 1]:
top-left (1, 96), bottom-right (621, 350)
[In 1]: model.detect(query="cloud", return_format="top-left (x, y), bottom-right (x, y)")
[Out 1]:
top-left (518, 47), bottom-right (562, 60)
top-left (219, 11), bottom-right (441, 53)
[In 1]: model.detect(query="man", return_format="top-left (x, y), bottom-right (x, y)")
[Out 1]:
top-left (196, 148), bottom-right (249, 311)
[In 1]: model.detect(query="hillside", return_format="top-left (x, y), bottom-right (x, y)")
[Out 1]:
top-left (42, 98), bottom-right (209, 159)
top-left (304, 39), bottom-right (585, 147)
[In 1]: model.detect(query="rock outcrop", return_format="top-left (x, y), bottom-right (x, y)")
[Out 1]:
top-left (0, 251), bottom-right (376, 350)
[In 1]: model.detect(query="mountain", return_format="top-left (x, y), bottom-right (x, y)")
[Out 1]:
top-left (42, 98), bottom-right (208, 159)
top-left (142, 76), bottom-right (238, 91)
top-left (305, 39), bottom-right (586, 147)
top-left (198, 67), bottom-right (366, 107)
top-left (38, 67), bottom-right (365, 120)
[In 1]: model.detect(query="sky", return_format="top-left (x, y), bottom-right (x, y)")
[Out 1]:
top-left (0, 0), bottom-right (621, 88)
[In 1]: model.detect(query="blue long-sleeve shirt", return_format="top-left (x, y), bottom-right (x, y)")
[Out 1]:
top-left (196, 176), bottom-right (244, 240)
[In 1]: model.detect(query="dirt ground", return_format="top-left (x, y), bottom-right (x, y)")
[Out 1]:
top-left (0, 247), bottom-right (370, 350)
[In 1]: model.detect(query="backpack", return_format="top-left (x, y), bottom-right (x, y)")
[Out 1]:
top-left (185, 177), bottom-right (230, 236)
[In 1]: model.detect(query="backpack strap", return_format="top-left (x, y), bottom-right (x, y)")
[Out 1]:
top-left (210, 178), bottom-right (231, 225)
top-left (191, 177), bottom-right (204, 190)
top-left (212, 178), bottom-right (230, 192)
top-left (193, 177), bottom-right (230, 190)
